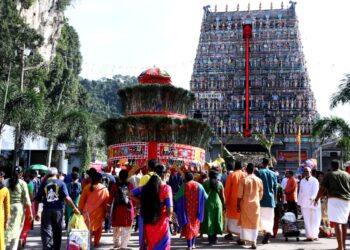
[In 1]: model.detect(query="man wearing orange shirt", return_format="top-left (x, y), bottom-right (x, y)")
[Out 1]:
top-left (237, 163), bottom-right (263, 249)
top-left (284, 170), bottom-right (298, 218)
top-left (224, 161), bottom-right (246, 240)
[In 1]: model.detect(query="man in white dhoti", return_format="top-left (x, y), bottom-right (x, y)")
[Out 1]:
top-left (297, 167), bottom-right (321, 241)
top-left (237, 163), bottom-right (263, 249)
top-left (315, 160), bottom-right (350, 250)
top-left (224, 161), bottom-right (245, 241)
top-left (257, 158), bottom-right (277, 244)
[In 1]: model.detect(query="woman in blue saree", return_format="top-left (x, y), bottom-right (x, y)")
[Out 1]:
top-left (175, 172), bottom-right (207, 250)
top-left (131, 164), bottom-right (173, 250)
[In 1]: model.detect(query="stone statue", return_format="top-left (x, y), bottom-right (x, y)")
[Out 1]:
top-left (289, 1), bottom-right (297, 10)
top-left (203, 5), bottom-right (211, 16)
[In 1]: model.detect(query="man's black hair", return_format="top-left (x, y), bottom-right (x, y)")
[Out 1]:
top-left (226, 162), bottom-right (234, 171)
top-left (72, 166), bottom-right (79, 173)
top-left (148, 159), bottom-right (157, 171)
top-left (234, 161), bottom-right (242, 170)
top-left (72, 172), bottom-right (79, 181)
top-left (331, 160), bottom-right (340, 169)
top-left (154, 164), bottom-right (167, 178)
top-left (311, 168), bottom-right (317, 176)
top-left (262, 158), bottom-right (269, 166)
top-left (185, 172), bottom-right (194, 182)
top-left (247, 163), bottom-right (254, 174)
top-left (288, 170), bottom-right (294, 176)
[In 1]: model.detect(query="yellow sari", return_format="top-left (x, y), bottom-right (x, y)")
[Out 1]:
top-left (0, 187), bottom-right (10, 250)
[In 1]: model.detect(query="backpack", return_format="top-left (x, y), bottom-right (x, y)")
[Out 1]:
top-left (101, 175), bottom-right (110, 189)
top-left (33, 178), bottom-right (41, 197)
top-left (69, 182), bottom-right (81, 200)
top-left (115, 183), bottom-right (129, 206)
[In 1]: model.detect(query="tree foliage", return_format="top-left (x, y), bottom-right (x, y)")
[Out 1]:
top-left (0, 82), bottom-right (44, 136)
top-left (80, 75), bottom-right (137, 119)
top-left (19, 0), bottom-right (36, 9)
top-left (56, 0), bottom-right (73, 11)
top-left (0, 0), bottom-right (46, 141)
top-left (42, 20), bottom-right (94, 170)
top-left (0, 0), bottom-right (44, 82)
top-left (312, 117), bottom-right (350, 142)
top-left (312, 117), bottom-right (350, 161)
top-left (0, 1), bottom-right (98, 170)
top-left (330, 74), bottom-right (350, 109)
top-left (253, 121), bottom-right (278, 166)
top-left (45, 20), bottom-right (82, 108)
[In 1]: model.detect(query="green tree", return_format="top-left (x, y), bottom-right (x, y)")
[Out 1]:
top-left (43, 21), bottom-right (78, 163)
top-left (312, 117), bottom-right (350, 161)
top-left (312, 74), bottom-right (350, 162)
top-left (0, 0), bottom-right (47, 165)
top-left (331, 74), bottom-right (350, 108)
top-left (80, 75), bottom-right (137, 119)
top-left (0, 82), bottom-right (44, 139)
top-left (43, 20), bottom-right (94, 171)
top-left (0, 0), bottom-right (44, 83)
top-left (253, 120), bottom-right (279, 166)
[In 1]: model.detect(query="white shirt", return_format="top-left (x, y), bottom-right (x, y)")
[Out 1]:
top-left (129, 173), bottom-right (141, 188)
top-left (297, 176), bottom-right (320, 209)
top-left (281, 177), bottom-right (288, 189)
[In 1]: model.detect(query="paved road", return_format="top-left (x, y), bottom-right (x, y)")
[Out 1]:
top-left (25, 223), bottom-right (350, 250)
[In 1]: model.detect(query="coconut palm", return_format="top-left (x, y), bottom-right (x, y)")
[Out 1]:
top-left (312, 117), bottom-right (350, 161)
top-left (330, 74), bottom-right (350, 108)
top-left (253, 126), bottom-right (277, 166)
top-left (0, 81), bottom-right (44, 139)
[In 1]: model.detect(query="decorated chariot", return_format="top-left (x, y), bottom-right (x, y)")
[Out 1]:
top-left (101, 67), bottom-right (212, 174)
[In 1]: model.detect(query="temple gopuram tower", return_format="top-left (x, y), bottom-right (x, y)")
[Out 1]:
top-left (190, 2), bottom-right (318, 170)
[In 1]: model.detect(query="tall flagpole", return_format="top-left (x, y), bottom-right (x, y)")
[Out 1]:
top-left (296, 116), bottom-right (302, 170)
top-left (297, 125), bottom-right (301, 170)
top-left (243, 24), bottom-right (252, 138)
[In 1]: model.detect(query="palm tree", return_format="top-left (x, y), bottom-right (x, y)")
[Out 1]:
top-left (43, 105), bottom-right (94, 172)
top-left (330, 74), bottom-right (350, 108)
top-left (312, 117), bottom-right (350, 161)
top-left (253, 120), bottom-right (278, 166)
top-left (0, 82), bottom-right (44, 142)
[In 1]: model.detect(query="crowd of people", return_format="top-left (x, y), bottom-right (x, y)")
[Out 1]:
top-left (0, 158), bottom-right (349, 250)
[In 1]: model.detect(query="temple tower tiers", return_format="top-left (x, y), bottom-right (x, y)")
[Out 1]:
top-left (190, 3), bottom-right (317, 169)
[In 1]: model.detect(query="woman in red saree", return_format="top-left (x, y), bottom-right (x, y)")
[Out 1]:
top-left (107, 169), bottom-right (134, 249)
top-left (20, 173), bottom-right (35, 248)
top-left (131, 164), bottom-right (173, 250)
top-left (78, 172), bottom-right (109, 247)
top-left (175, 172), bottom-right (207, 250)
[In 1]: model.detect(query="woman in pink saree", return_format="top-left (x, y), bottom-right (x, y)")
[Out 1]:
top-left (131, 164), bottom-right (173, 250)
top-left (78, 171), bottom-right (109, 247)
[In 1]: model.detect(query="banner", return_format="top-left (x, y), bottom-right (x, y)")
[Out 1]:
top-left (107, 142), bottom-right (205, 169)
top-left (277, 150), bottom-right (308, 162)
top-left (196, 91), bottom-right (223, 100)
top-left (157, 143), bottom-right (205, 162)
top-left (108, 142), bottom-right (148, 161)
top-left (89, 162), bottom-right (104, 173)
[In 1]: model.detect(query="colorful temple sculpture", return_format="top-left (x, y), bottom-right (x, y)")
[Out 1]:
top-left (101, 67), bottom-right (212, 173)
top-left (189, 2), bottom-right (318, 170)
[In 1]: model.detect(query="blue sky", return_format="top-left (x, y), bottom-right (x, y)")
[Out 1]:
top-left (66, 0), bottom-right (350, 123)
